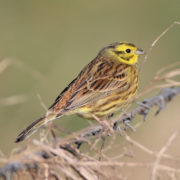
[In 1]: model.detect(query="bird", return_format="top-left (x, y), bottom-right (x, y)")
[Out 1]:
top-left (15, 42), bottom-right (144, 143)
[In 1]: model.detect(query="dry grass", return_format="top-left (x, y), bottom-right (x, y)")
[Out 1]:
top-left (0, 117), bottom-right (180, 179)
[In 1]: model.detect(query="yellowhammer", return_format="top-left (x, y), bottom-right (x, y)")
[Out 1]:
top-left (15, 42), bottom-right (144, 143)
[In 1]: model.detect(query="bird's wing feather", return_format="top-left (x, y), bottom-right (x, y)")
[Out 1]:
top-left (64, 74), bottom-right (128, 111)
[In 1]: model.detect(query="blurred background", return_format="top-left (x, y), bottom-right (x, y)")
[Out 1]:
top-left (0, 1), bottom-right (180, 177)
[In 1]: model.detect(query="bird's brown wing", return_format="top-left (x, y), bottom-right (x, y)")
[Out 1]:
top-left (63, 73), bottom-right (129, 112)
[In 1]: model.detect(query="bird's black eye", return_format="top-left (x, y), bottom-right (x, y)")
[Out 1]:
top-left (126, 49), bottom-right (131, 53)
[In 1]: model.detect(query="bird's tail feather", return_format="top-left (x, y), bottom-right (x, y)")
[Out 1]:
top-left (15, 113), bottom-right (59, 143)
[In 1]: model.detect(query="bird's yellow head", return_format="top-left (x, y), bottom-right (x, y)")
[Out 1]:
top-left (102, 42), bottom-right (144, 65)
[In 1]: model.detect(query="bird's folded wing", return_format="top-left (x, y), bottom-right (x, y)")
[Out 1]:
top-left (63, 76), bottom-right (128, 112)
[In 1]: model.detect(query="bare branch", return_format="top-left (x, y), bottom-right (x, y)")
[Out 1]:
top-left (139, 21), bottom-right (180, 72)
top-left (151, 131), bottom-right (180, 180)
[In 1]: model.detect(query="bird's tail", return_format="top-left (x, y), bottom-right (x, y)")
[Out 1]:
top-left (15, 113), bottom-right (59, 143)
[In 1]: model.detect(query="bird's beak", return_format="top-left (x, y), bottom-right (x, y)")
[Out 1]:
top-left (136, 48), bottom-right (144, 55)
